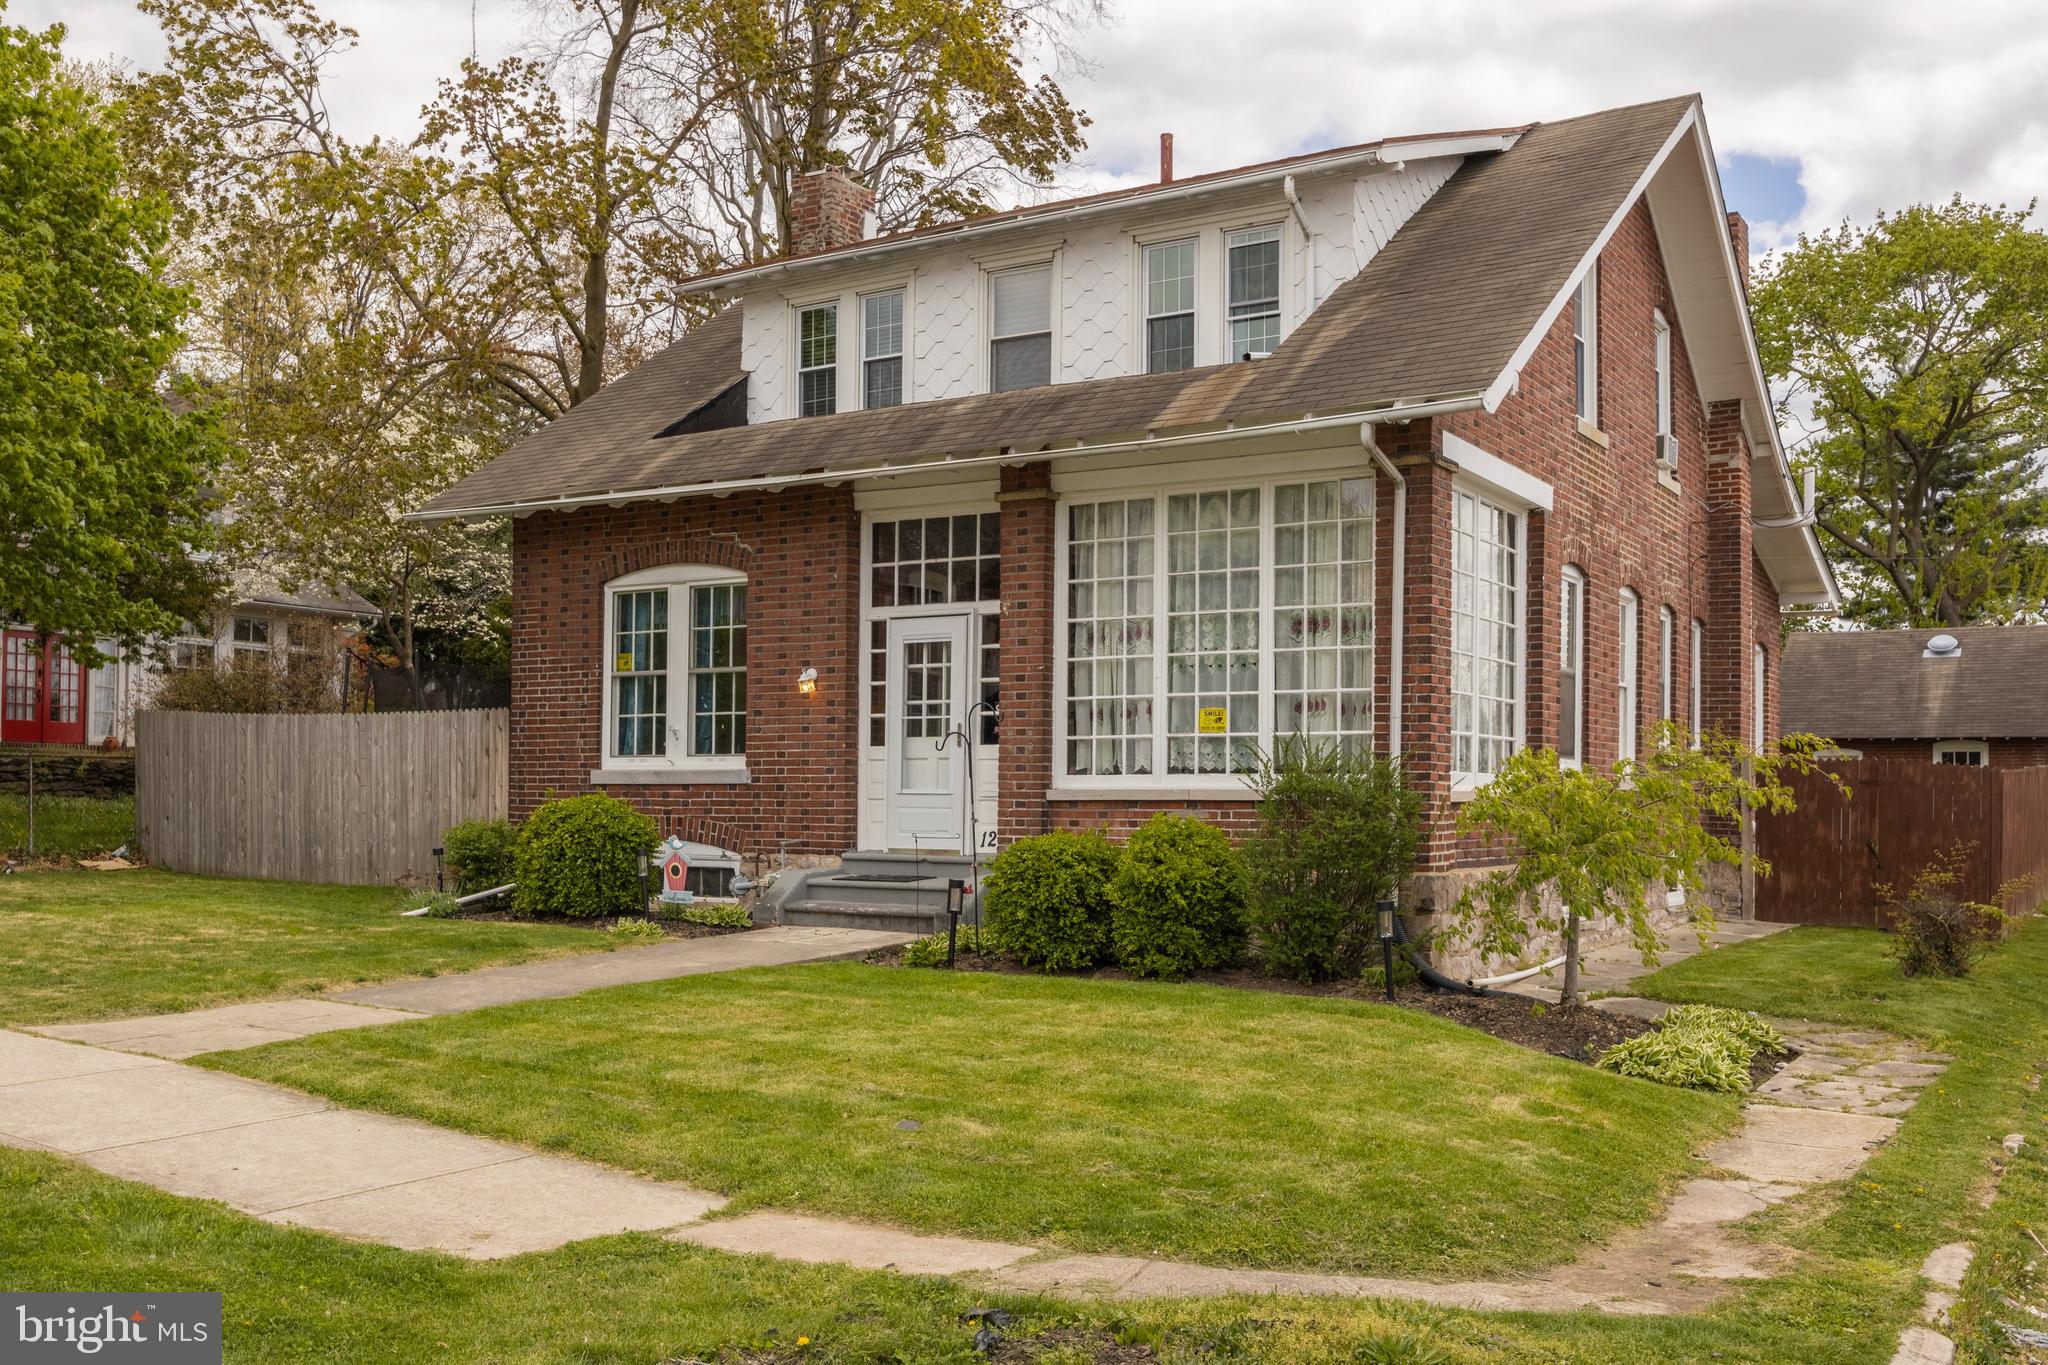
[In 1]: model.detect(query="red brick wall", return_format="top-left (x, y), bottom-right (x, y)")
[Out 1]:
top-left (509, 487), bottom-right (862, 857)
top-left (787, 169), bottom-right (873, 258)
top-left (996, 464), bottom-right (1056, 841)
top-left (1828, 737), bottom-right (2048, 770)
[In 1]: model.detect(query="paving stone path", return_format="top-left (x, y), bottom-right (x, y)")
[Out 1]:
top-left (0, 918), bottom-right (1951, 1317)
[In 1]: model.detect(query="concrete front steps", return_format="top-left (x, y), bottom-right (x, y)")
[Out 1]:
top-left (765, 851), bottom-right (985, 935)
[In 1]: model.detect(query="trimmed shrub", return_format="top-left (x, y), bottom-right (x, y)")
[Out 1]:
top-left (443, 818), bottom-right (518, 894)
top-left (981, 830), bottom-right (1119, 969)
top-left (656, 901), bottom-right (753, 929)
top-left (1107, 813), bottom-right (1247, 978)
top-left (1596, 1005), bottom-right (1787, 1093)
top-left (513, 794), bottom-right (657, 919)
top-left (1243, 740), bottom-right (1423, 982)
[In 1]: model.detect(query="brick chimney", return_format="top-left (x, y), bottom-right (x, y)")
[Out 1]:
top-left (1159, 132), bottom-right (1174, 184)
top-left (787, 168), bottom-right (875, 258)
top-left (1727, 211), bottom-right (1751, 296)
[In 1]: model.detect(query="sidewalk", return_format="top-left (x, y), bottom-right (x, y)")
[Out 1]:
top-left (34, 925), bottom-right (913, 1059)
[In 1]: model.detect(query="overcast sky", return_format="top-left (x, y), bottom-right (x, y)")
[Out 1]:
top-left (21, 0), bottom-right (2048, 257)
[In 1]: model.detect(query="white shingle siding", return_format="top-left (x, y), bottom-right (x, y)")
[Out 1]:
top-left (912, 257), bottom-right (979, 402)
top-left (1060, 222), bottom-right (1133, 383)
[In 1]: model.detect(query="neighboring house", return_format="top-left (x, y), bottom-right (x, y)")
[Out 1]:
top-left (415, 93), bottom-right (1835, 924)
top-left (1, 577), bottom-right (371, 747)
top-left (1783, 626), bottom-right (2048, 769)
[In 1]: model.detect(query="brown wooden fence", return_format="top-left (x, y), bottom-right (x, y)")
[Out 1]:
top-left (136, 708), bottom-right (508, 885)
top-left (1756, 758), bottom-right (2048, 927)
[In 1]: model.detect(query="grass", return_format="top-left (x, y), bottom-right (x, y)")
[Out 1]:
top-left (0, 869), bottom-right (611, 1025)
top-left (210, 962), bottom-right (1737, 1279)
top-left (0, 792), bottom-right (134, 858)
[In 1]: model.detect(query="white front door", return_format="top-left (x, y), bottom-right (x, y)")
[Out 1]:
top-left (885, 614), bottom-right (972, 852)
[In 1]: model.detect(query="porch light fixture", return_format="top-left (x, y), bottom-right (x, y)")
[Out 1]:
top-left (797, 667), bottom-right (819, 696)
top-left (637, 850), bottom-right (651, 916)
top-left (1376, 896), bottom-right (1398, 1001)
top-left (432, 846), bottom-right (445, 893)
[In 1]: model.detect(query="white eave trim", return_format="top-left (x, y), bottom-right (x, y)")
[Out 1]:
top-left (406, 393), bottom-right (1487, 523)
top-left (682, 133), bottom-right (1521, 298)
top-left (1442, 432), bottom-right (1554, 511)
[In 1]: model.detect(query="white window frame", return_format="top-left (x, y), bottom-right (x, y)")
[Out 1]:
top-left (1689, 618), bottom-right (1704, 748)
top-left (1752, 641), bottom-right (1768, 748)
top-left (860, 288), bottom-right (905, 410)
top-left (1933, 740), bottom-right (1989, 767)
top-left (1143, 238), bottom-right (1197, 375)
top-left (1653, 309), bottom-right (1674, 439)
top-left (1658, 605), bottom-right (1675, 723)
top-left (599, 564), bottom-right (749, 776)
top-left (1450, 486), bottom-right (1528, 792)
top-left (1618, 588), bottom-right (1639, 763)
top-left (988, 262), bottom-right (1053, 393)
top-left (1050, 454), bottom-right (1378, 794)
top-left (1557, 566), bottom-right (1586, 769)
top-left (1225, 224), bottom-right (1283, 361)
top-left (231, 615), bottom-right (272, 657)
top-left (795, 300), bottom-right (838, 417)
top-left (1573, 269), bottom-right (1599, 426)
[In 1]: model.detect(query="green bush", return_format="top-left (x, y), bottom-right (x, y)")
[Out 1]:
top-left (1243, 740), bottom-right (1423, 982)
top-left (512, 794), bottom-right (657, 919)
top-left (656, 901), bottom-right (753, 929)
top-left (981, 830), bottom-right (1119, 969)
top-left (1597, 1004), bottom-right (1787, 1093)
top-left (901, 924), bottom-right (992, 968)
top-left (604, 918), bottom-right (665, 943)
top-left (443, 818), bottom-right (518, 894)
top-left (1107, 813), bottom-right (1247, 978)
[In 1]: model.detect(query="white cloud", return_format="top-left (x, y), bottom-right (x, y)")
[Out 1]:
top-left (27, 0), bottom-right (2048, 251)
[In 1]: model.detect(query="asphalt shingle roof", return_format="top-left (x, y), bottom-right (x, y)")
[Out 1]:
top-left (421, 95), bottom-right (1697, 518)
top-left (1782, 627), bottom-right (2048, 741)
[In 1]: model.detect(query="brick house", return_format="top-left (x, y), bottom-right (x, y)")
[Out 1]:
top-left (1784, 627), bottom-right (2048, 770)
top-left (417, 94), bottom-right (1835, 930)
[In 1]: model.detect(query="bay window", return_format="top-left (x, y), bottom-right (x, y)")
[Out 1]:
top-left (1452, 490), bottom-right (1523, 785)
top-left (603, 567), bottom-right (747, 768)
top-left (1061, 475), bottom-right (1374, 782)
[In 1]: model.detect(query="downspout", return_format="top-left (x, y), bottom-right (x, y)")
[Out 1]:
top-left (1360, 423), bottom-right (1405, 759)
top-left (1282, 175), bottom-right (1317, 312)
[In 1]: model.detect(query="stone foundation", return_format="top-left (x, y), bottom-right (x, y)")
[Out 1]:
top-left (1397, 864), bottom-right (1707, 983)
top-left (0, 747), bottom-right (135, 799)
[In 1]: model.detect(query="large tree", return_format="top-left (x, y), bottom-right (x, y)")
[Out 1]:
top-left (1754, 198), bottom-right (2048, 628)
top-left (0, 15), bottom-right (223, 659)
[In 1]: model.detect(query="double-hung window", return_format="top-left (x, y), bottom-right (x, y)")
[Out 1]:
top-left (1689, 618), bottom-right (1704, 747)
top-left (1144, 240), bottom-right (1196, 373)
top-left (1451, 491), bottom-right (1522, 785)
top-left (1557, 566), bottom-right (1585, 767)
top-left (1063, 476), bottom-right (1374, 782)
top-left (1573, 268), bottom-right (1599, 425)
top-left (1226, 226), bottom-right (1282, 359)
top-left (797, 303), bottom-right (837, 416)
top-left (1617, 588), bottom-right (1639, 762)
top-left (990, 265), bottom-right (1052, 392)
top-left (861, 290), bottom-right (904, 409)
top-left (1658, 605), bottom-right (1676, 723)
top-left (1654, 308), bottom-right (1674, 449)
top-left (605, 568), bottom-right (748, 768)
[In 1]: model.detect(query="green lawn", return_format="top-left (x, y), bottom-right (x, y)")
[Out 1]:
top-left (0, 1133), bottom-right (1898, 1365)
top-left (210, 963), bottom-right (1737, 1279)
top-left (0, 791), bottom-right (134, 858)
top-left (0, 869), bottom-right (611, 1025)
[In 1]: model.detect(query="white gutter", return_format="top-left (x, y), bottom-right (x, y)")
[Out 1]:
top-left (684, 136), bottom-right (1511, 298)
top-left (1361, 422), bottom-right (1406, 759)
top-left (408, 392), bottom-right (1487, 523)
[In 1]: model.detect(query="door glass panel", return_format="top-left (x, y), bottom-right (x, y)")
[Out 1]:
top-left (46, 643), bottom-right (80, 724)
top-left (4, 636), bottom-right (38, 723)
top-left (899, 638), bottom-right (954, 792)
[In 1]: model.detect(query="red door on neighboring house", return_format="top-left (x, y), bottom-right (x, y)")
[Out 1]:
top-left (1, 630), bottom-right (87, 745)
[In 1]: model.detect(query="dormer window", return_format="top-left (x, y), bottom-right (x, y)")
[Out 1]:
top-left (798, 303), bottom-right (838, 416)
top-left (990, 265), bottom-right (1052, 392)
top-left (862, 290), bottom-right (904, 409)
top-left (1144, 240), bottom-right (1196, 373)
top-left (1227, 226), bottom-right (1282, 359)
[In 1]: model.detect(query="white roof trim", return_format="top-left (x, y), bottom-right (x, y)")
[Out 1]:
top-left (1443, 432), bottom-right (1555, 511)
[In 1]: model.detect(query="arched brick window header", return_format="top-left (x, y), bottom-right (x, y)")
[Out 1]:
top-left (597, 535), bottom-right (753, 583)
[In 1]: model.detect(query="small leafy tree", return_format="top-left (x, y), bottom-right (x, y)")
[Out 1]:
top-left (1452, 723), bottom-right (1838, 1006)
top-left (1877, 843), bottom-right (2032, 978)
top-left (1243, 739), bottom-right (1423, 982)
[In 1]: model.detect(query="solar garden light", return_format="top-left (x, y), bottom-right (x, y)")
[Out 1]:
top-left (638, 849), bottom-right (651, 916)
top-left (432, 846), bottom-right (445, 893)
top-left (1377, 895), bottom-right (1398, 1001)
top-left (946, 878), bottom-right (966, 967)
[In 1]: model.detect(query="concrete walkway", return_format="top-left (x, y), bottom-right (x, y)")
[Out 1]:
top-left (34, 925), bottom-right (913, 1059)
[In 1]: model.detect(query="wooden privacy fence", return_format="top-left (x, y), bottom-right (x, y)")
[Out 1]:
top-left (136, 709), bottom-right (508, 885)
top-left (1756, 757), bottom-right (2048, 928)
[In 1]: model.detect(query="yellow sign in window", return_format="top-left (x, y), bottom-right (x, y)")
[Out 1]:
top-left (616, 653), bottom-right (635, 673)
top-left (1197, 706), bottom-right (1228, 734)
